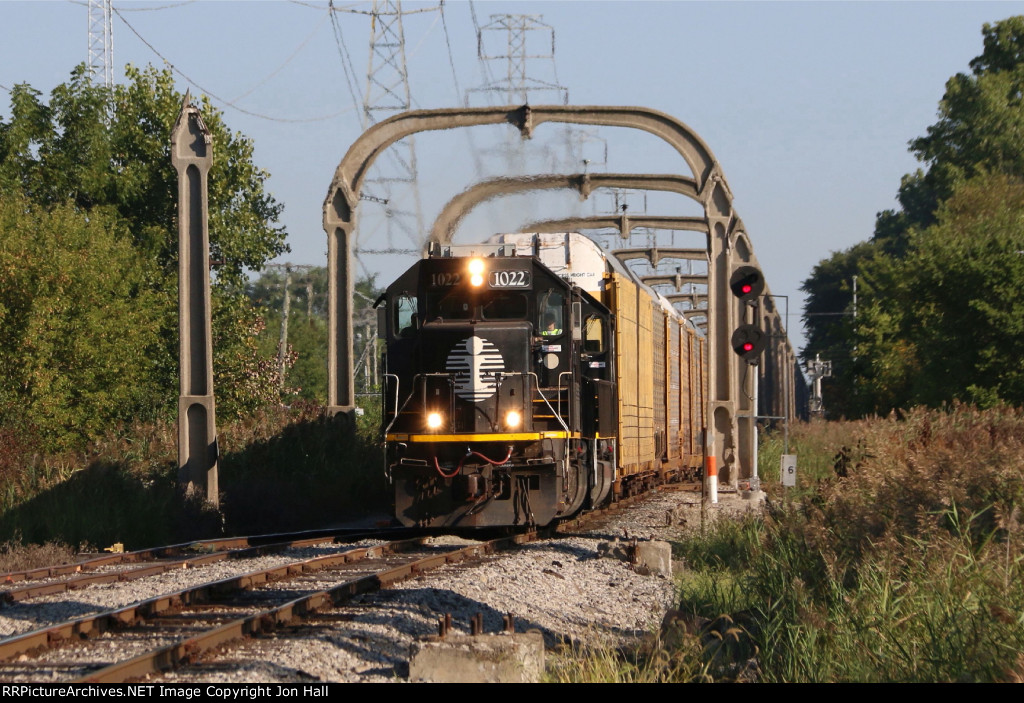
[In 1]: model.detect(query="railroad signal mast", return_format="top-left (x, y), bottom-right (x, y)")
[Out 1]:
top-left (806, 354), bottom-right (832, 416)
top-left (729, 265), bottom-right (767, 364)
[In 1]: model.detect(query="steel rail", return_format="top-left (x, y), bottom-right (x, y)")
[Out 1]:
top-left (73, 532), bottom-right (535, 683)
top-left (0, 537), bottom-right (430, 665)
top-left (0, 526), bottom-right (420, 589)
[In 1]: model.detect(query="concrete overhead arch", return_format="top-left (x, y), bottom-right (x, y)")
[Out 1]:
top-left (429, 173), bottom-right (699, 246)
top-left (325, 106), bottom-right (735, 418)
top-left (525, 215), bottom-right (708, 240)
top-left (323, 104), bottom-right (770, 494)
top-left (324, 105), bottom-right (722, 222)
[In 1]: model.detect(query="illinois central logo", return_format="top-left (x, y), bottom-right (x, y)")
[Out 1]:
top-left (445, 336), bottom-right (505, 402)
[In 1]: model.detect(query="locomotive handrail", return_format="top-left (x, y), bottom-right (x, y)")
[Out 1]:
top-left (529, 375), bottom-right (570, 438)
top-left (528, 372), bottom-right (571, 482)
top-left (557, 371), bottom-right (573, 426)
top-left (381, 372), bottom-right (405, 483)
top-left (382, 373), bottom-right (401, 436)
top-left (382, 374), bottom-right (413, 440)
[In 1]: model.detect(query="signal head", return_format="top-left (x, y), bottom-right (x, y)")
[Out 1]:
top-left (730, 266), bottom-right (764, 302)
top-left (731, 324), bottom-right (767, 364)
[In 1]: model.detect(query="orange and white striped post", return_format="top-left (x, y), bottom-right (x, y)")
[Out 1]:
top-left (705, 454), bottom-right (718, 504)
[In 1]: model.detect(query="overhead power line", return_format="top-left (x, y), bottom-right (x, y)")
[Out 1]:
top-left (439, 0), bottom-right (461, 101)
top-left (112, 5), bottom-right (354, 123)
top-left (327, 0), bottom-right (363, 118)
top-left (116, 1), bottom-right (199, 11)
top-left (228, 10), bottom-right (331, 104)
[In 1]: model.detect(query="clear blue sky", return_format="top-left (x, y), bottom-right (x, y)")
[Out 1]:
top-left (2, 0), bottom-right (1021, 354)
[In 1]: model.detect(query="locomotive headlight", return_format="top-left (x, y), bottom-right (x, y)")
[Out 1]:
top-left (504, 410), bottom-right (521, 428)
top-left (426, 411), bottom-right (443, 430)
top-left (468, 258), bottom-right (485, 287)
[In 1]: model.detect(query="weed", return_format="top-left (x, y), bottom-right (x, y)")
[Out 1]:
top-left (671, 407), bottom-right (1024, 682)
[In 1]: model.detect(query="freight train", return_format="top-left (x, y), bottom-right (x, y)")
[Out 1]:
top-left (378, 232), bottom-right (707, 528)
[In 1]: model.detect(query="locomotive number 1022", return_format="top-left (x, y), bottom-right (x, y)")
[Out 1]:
top-left (488, 269), bottom-right (531, 288)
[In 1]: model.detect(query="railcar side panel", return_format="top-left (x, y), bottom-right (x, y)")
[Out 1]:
top-left (667, 316), bottom-right (681, 462)
top-left (611, 273), bottom-right (640, 473)
top-left (678, 323), bottom-right (691, 461)
top-left (652, 305), bottom-right (667, 463)
top-left (691, 331), bottom-right (708, 466)
top-left (638, 297), bottom-right (655, 471)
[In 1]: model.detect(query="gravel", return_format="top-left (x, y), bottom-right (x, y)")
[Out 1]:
top-left (0, 488), bottom-right (762, 683)
top-left (161, 487), bottom-right (762, 683)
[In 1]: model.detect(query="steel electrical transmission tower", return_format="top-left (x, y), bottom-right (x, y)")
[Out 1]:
top-left (87, 0), bottom-right (114, 88)
top-left (466, 13), bottom-right (606, 180)
top-left (469, 14), bottom-right (566, 106)
top-left (355, 0), bottom-right (428, 257)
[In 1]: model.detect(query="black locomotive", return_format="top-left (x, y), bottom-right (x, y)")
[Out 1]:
top-left (379, 242), bottom-right (618, 527)
top-left (378, 232), bottom-right (708, 528)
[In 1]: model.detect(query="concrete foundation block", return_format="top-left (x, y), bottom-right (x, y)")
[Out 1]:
top-left (634, 540), bottom-right (672, 577)
top-left (409, 632), bottom-right (545, 683)
top-left (597, 538), bottom-right (673, 577)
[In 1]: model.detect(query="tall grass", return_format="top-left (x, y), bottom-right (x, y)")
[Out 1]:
top-left (682, 406), bottom-right (1024, 682)
top-left (563, 405), bottom-right (1024, 682)
top-left (546, 638), bottom-right (713, 683)
top-left (0, 400), bottom-right (388, 554)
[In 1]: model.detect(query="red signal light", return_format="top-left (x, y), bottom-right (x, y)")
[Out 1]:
top-left (731, 324), bottom-right (766, 363)
top-left (730, 266), bottom-right (764, 302)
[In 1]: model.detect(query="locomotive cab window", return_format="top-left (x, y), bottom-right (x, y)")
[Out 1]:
top-left (482, 291), bottom-right (528, 320)
top-left (394, 294), bottom-right (418, 337)
top-left (584, 314), bottom-right (605, 353)
top-left (426, 290), bottom-right (472, 320)
top-left (538, 290), bottom-right (564, 336)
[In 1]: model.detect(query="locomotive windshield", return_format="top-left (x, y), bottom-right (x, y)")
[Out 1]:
top-left (424, 289), bottom-right (528, 321)
top-left (482, 291), bottom-right (528, 320)
top-left (426, 290), bottom-right (472, 320)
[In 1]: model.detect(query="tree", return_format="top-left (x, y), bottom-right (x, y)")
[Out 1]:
top-left (0, 65), bottom-right (287, 284)
top-left (0, 196), bottom-right (164, 448)
top-left (247, 267), bottom-right (394, 403)
top-left (823, 175), bottom-right (1024, 415)
top-left (877, 17), bottom-right (1024, 253)
top-left (0, 65), bottom-right (291, 446)
top-left (247, 269), bottom-right (384, 403)
top-left (894, 176), bottom-right (1024, 407)
top-left (802, 16), bottom-right (1024, 415)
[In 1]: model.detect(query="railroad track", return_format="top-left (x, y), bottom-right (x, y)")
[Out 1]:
top-left (0, 532), bottom-right (537, 683)
top-left (0, 528), bottom-right (421, 604)
top-left (0, 485), bottom-right (715, 683)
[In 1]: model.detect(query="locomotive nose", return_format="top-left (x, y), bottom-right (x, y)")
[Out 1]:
top-left (421, 322), bottom-right (531, 434)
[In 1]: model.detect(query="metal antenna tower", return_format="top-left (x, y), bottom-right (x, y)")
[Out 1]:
top-left (354, 0), bottom-right (429, 257)
top-left (87, 0), bottom-right (113, 88)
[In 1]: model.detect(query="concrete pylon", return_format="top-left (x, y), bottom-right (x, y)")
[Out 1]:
top-left (171, 92), bottom-right (219, 508)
